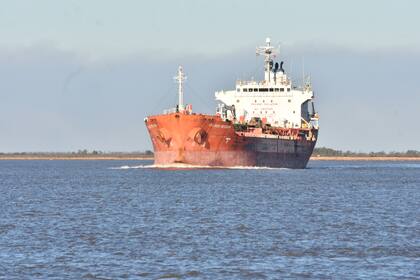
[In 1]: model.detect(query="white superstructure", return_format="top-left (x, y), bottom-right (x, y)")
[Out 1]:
top-left (215, 38), bottom-right (318, 129)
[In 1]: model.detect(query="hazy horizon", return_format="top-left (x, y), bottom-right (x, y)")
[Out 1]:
top-left (1, 0), bottom-right (419, 153)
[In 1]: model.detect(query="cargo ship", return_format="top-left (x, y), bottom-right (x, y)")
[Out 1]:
top-left (145, 38), bottom-right (319, 168)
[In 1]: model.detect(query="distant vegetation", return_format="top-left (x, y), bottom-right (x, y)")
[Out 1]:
top-left (0, 150), bottom-right (154, 158)
top-left (1, 148), bottom-right (420, 158)
top-left (313, 147), bottom-right (420, 157)
top-left (69, 149), bottom-right (154, 156)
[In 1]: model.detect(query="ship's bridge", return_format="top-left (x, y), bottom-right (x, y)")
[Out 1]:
top-left (235, 76), bottom-right (291, 92)
top-left (215, 38), bottom-right (317, 129)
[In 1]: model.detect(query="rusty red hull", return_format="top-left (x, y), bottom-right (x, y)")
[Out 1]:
top-left (145, 113), bottom-right (317, 168)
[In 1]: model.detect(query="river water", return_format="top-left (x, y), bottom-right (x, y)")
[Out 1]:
top-left (0, 160), bottom-right (419, 279)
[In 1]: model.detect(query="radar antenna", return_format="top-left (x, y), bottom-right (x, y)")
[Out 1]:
top-left (256, 38), bottom-right (278, 82)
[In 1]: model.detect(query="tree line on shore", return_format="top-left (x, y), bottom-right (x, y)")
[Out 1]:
top-left (313, 147), bottom-right (420, 157)
top-left (1, 148), bottom-right (420, 157)
top-left (0, 150), bottom-right (154, 156)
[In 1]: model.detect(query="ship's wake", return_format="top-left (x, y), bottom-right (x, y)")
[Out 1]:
top-left (109, 163), bottom-right (282, 170)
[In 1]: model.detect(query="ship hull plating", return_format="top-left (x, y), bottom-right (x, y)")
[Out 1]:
top-left (146, 113), bottom-right (317, 169)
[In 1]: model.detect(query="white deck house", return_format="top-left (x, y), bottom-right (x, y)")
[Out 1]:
top-left (215, 38), bottom-right (317, 129)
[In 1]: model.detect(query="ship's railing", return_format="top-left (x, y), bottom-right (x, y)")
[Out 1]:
top-left (163, 108), bottom-right (178, 114)
top-left (236, 78), bottom-right (291, 86)
top-left (235, 125), bottom-right (317, 141)
top-left (163, 106), bottom-right (194, 115)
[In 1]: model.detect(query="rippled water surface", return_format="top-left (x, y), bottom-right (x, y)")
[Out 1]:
top-left (0, 160), bottom-right (419, 279)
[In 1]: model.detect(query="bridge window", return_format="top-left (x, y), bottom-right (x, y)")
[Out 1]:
top-left (280, 88), bottom-right (284, 92)
top-left (275, 88), bottom-right (279, 92)
top-left (254, 88), bottom-right (258, 92)
top-left (269, 88), bottom-right (274, 92)
top-left (249, 88), bottom-right (253, 92)
top-left (287, 88), bottom-right (291, 92)
top-left (259, 88), bottom-right (268, 92)
top-left (243, 88), bottom-right (248, 92)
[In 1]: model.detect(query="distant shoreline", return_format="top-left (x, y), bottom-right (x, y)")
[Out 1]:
top-left (1, 155), bottom-right (420, 161)
top-left (311, 156), bottom-right (420, 161)
top-left (0, 155), bottom-right (154, 160)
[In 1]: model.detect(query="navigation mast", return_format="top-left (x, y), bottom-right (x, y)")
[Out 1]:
top-left (174, 66), bottom-right (187, 111)
top-left (256, 37), bottom-right (277, 83)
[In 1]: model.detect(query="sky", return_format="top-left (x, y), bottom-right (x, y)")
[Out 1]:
top-left (0, 0), bottom-right (419, 152)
